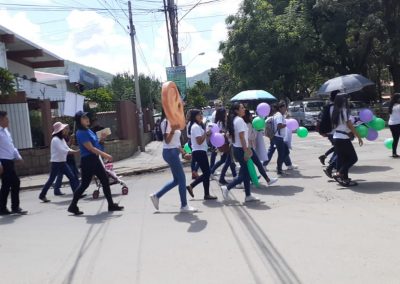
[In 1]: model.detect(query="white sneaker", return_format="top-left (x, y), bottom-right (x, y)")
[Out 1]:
top-left (287, 165), bottom-right (298, 170)
top-left (220, 185), bottom-right (230, 200)
top-left (180, 205), bottom-right (198, 213)
top-left (268, 177), bottom-right (278, 186)
top-left (235, 184), bottom-right (244, 189)
top-left (150, 194), bottom-right (159, 210)
top-left (245, 195), bottom-right (260, 203)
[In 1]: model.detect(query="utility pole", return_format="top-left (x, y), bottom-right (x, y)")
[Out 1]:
top-left (128, 0), bottom-right (145, 152)
top-left (163, 0), bottom-right (173, 67)
top-left (167, 0), bottom-right (180, 66)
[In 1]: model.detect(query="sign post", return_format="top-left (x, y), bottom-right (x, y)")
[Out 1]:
top-left (166, 66), bottom-right (187, 99)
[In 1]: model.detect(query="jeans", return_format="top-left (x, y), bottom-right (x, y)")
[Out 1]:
top-left (54, 156), bottom-right (79, 192)
top-left (272, 136), bottom-right (289, 173)
top-left (190, 151), bottom-right (211, 196)
top-left (210, 150), bottom-right (217, 169)
top-left (0, 159), bottom-right (20, 211)
top-left (284, 144), bottom-right (292, 167)
top-left (156, 148), bottom-right (187, 207)
top-left (389, 124), bottom-right (400, 155)
top-left (251, 149), bottom-right (270, 182)
top-left (39, 162), bottom-right (79, 198)
top-left (70, 155), bottom-right (114, 207)
top-left (334, 139), bottom-right (358, 179)
top-left (227, 147), bottom-right (251, 196)
top-left (263, 140), bottom-right (276, 166)
top-left (219, 152), bottom-right (237, 182)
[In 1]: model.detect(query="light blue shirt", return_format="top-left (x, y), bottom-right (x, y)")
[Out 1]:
top-left (0, 127), bottom-right (22, 160)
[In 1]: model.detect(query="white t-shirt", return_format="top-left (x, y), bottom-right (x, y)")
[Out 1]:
top-left (233, 116), bottom-right (249, 148)
top-left (190, 123), bottom-right (208, 152)
top-left (333, 109), bottom-right (351, 139)
top-left (389, 104), bottom-right (400, 125)
top-left (161, 119), bottom-right (181, 149)
top-left (274, 112), bottom-right (287, 138)
top-left (50, 137), bottom-right (72, 162)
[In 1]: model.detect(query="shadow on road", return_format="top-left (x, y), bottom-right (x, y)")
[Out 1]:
top-left (253, 185), bottom-right (304, 196)
top-left (0, 214), bottom-right (23, 225)
top-left (351, 165), bottom-right (393, 174)
top-left (84, 211), bottom-right (122, 224)
top-left (174, 213), bottom-right (208, 233)
top-left (345, 181), bottom-right (400, 194)
top-left (280, 170), bottom-right (321, 179)
top-left (202, 200), bottom-right (224, 208)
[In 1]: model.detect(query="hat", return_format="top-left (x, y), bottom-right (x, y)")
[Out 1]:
top-left (75, 110), bottom-right (88, 119)
top-left (52, 122), bottom-right (69, 135)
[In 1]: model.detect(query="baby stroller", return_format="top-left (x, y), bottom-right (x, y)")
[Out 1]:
top-left (92, 157), bottom-right (129, 199)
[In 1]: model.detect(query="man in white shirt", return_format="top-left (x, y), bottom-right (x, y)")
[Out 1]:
top-left (0, 111), bottom-right (27, 215)
top-left (272, 101), bottom-right (289, 175)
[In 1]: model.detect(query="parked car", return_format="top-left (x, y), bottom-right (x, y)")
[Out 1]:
top-left (288, 100), bottom-right (325, 129)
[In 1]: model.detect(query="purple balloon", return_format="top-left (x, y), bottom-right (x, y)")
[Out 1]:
top-left (209, 123), bottom-right (220, 134)
top-left (286, 118), bottom-right (299, 131)
top-left (210, 133), bottom-right (225, 147)
top-left (256, 103), bottom-right (271, 118)
top-left (359, 109), bottom-right (374, 123)
top-left (366, 129), bottom-right (378, 141)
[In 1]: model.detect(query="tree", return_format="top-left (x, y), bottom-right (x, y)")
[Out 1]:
top-left (186, 81), bottom-right (210, 108)
top-left (81, 87), bottom-right (114, 112)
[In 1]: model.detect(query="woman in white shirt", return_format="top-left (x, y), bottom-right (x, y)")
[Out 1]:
top-left (38, 122), bottom-right (79, 202)
top-left (388, 93), bottom-right (400, 158)
top-left (331, 94), bottom-right (363, 187)
top-left (221, 103), bottom-right (260, 202)
top-left (150, 115), bottom-right (197, 213)
top-left (186, 109), bottom-right (217, 200)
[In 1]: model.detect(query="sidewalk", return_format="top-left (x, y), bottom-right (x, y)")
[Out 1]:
top-left (20, 141), bottom-right (171, 190)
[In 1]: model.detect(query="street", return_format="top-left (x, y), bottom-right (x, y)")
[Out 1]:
top-left (1, 131), bottom-right (400, 284)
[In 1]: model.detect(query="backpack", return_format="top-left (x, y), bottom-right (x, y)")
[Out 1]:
top-left (265, 116), bottom-right (275, 139)
top-left (318, 104), bottom-right (333, 136)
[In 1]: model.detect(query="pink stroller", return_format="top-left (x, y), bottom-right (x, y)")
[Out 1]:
top-left (92, 157), bottom-right (129, 199)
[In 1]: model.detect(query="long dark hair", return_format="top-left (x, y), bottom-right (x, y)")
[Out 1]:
top-left (389, 93), bottom-right (400, 114)
top-left (243, 109), bottom-right (252, 124)
top-left (214, 108), bottom-right (226, 129)
top-left (52, 130), bottom-right (64, 140)
top-left (332, 94), bottom-right (349, 128)
top-left (188, 109), bottom-right (204, 135)
top-left (227, 102), bottom-right (242, 143)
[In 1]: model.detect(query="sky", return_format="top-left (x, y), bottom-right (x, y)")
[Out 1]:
top-left (0, 0), bottom-right (242, 80)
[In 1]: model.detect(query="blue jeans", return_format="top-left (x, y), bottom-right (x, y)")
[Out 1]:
top-left (263, 140), bottom-right (276, 166)
top-left (227, 147), bottom-right (251, 196)
top-left (39, 162), bottom-right (79, 198)
top-left (219, 152), bottom-right (237, 182)
top-left (272, 136), bottom-right (289, 173)
top-left (54, 157), bottom-right (79, 193)
top-left (156, 148), bottom-right (187, 207)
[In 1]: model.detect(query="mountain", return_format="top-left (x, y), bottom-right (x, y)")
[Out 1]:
top-left (187, 69), bottom-right (210, 87)
top-left (39, 60), bottom-right (114, 85)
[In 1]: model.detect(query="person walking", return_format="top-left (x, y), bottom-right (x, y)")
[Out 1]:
top-left (220, 103), bottom-right (260, 202)
top-left (186, 110), bottom-right (199, 179)
top-left (186, 109), bottom-right (217, 200)
top-left (38, 122), bottom-right (79, 202)
top-left (389, 93), bottom-right (400, 158)
top-left (331, 94), bottom-right (363, 186)
top-left (0, 111), bottom-right (27, 215)
top-left (149, 116), bottom-right (197, 213)
top-left (272, 101), bottom-right (289, 175)
top-left (67, 111), bottom-right (124, 215)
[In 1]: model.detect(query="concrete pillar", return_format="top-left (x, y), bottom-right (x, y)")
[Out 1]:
top-left (116, 100), bottom-right (138, 149)
top-left (40, 99), bottom-right (52, 147)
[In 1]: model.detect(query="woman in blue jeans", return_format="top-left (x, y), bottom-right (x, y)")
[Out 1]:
top-left (150, 117), bottom-right (197, 213)
top-left (221, 103), bottom-right (260, 203)
top-left (38, 122), bottom-right (79, 202)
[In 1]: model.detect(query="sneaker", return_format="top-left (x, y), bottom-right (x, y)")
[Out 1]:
top-left (54, 192), bottom-right (65, 196)
top-left (220, 185), bottom-right (230, 200)
top-left (108, 203), bottom-right (124, 212)
top-left (245, 195), bottom-right (260, 202)
top-left (68, 205), bottom-right (83, 215)
top-left (186, 186), bottom-right (194, 198)
top-left (318, 155), bottom-right (326, 165)
top-left (11, 208), bottom-right (28, 215)
top-left (180, 205), bottom-right (198, 213)
top-left (150, 194), bottom-right (159, 210)
top-left (268, 177), bottom-right (278, 186)
top-left (204, 195), bottom-right (218, 200)
top-left (286, 165), bottom-right (298, 170)
top-left (0, 209), bottom-right (11, 216)
top-left (39, 196), bottom-right (51, 203)
top-left (277, 171), bottom-right (288, 176)
top-left (323, 168), bottom-right (333, 179)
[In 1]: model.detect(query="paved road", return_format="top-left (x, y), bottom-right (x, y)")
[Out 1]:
top-left (1, 131), bottom-right (399, 284)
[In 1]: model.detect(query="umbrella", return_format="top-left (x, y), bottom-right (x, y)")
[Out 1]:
top-left (317, 74), bottom-right (375, 95)
top-left (230, 90), bottom-right (278, 102)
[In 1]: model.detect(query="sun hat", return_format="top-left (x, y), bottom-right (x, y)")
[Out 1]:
top-left (52, 122), bottom-right (69, 135)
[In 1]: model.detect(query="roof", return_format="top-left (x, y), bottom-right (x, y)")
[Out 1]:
top-left (34, 71), bottom-right (68, 82)
top-left (0, 24), bottom-right (64, 69)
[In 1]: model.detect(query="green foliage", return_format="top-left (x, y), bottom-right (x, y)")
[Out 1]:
top-left (186, 81), bottom-right (211, 108)
top-left (0, 67), bottom-right (16, 96)
top-left (81, 87), bottom-right (114, 112)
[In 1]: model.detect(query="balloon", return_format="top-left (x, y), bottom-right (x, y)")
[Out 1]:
top-left (286, 118), bottom-right (299, 131)
top-left (356, 125), bottom-right (369, 138)
top-left (183, 143), bottom-right (192, 154)
top-left (209, 123), bottom-right (220, 134)
top-left (366, 129), bottom-right (378, 141)
top-left (384, 138), bottom-right (394, 149)
top-left (359, 109), bottom-right (374, 123)
top-left (210, 133), bottom-right (225, 148)
top-left (247, 159), bottom-right (259, 187)
top-left (368, 117), bottom-right (386, 131)
top-left (297, 127), bottom-right (308, 138)
top-left (256, 103), bottom-right (271, 118)
top-left (252, 116), bottom-right (266, 131)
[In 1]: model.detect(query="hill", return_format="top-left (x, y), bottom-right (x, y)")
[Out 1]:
top-left (187, 69), bottom-right (210, 87)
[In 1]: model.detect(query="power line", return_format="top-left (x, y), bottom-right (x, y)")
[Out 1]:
top-left (135, 34), bottom-right (152, 75)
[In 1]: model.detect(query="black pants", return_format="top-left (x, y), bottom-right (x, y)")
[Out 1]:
top-left (0, 159), bottom-right (20, 211)
top-left (251, 149), bottom-right (270, 182)
top-left (334, 139), bottom-right (358, 180)
top-left (325, 135), bottom-right (335, 157)
top-left (389, 124), bottom-right (400, 155)
top-left (70, 155), bottom-right (114, 207)
top-left (190, 151), bottom-right (210, 196)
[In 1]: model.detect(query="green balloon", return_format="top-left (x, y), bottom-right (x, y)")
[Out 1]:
top-left (384, 138), bottom-right (393, 150)
top-left (356, 125), bottom-right (369, 138)
top-left (297, 127), bottom-right (308, 138)
top-left (252, 116), bottom-right (266, 131)
top-left (183, 143), bottom-right (192, 154)
top-left (368, 117), bottom-right (386, 131)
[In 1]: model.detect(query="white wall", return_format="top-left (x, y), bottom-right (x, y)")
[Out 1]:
top-left (6, 59), bottom-right (35, 78)
top-left (0, 42), bottom-right (7, 69)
